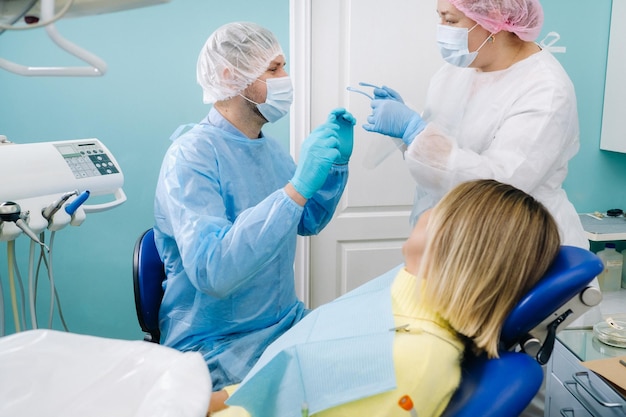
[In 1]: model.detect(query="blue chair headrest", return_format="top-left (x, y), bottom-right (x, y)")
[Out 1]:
top-left (500, 246), bottom-right (603, 347)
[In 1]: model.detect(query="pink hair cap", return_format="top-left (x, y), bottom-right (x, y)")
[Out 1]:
top-left (449, 0), bottom-right (544, 42)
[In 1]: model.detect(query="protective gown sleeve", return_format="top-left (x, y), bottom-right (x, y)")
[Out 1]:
top-left (157, 148), bottom-right (347, 299)
top-left (298, 164), bottom-right (348, 236)
top-left (405, 63), bottom-right (578, 199)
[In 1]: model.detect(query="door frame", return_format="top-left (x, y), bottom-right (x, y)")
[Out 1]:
top-left (289, 0), bottom-right (312, 306)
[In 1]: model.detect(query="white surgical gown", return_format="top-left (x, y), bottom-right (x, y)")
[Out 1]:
top-left (406, 49), bottom-right (587, 248)
top-left (153, 108), bottom-right (348, 390)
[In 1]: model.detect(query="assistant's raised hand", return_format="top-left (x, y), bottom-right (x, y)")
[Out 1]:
top-left (362, 100), bottom-right (426, 146)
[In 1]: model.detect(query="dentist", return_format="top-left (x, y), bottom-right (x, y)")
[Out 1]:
top-left (153, 22), bottom-right (354, 393)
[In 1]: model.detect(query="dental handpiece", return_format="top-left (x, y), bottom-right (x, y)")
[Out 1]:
top-left (42, 190), bottom-right (78, 220)
top-left (0, 201), bottom-right (49, 251)
top-left (14, 218), bottom-right (49, 251)
top-left (65, 190), bottom-right (90, 215)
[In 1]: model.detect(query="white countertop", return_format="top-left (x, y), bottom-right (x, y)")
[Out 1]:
top-left (598, 288), bottom-right (626, 316)
top-left (579, 213), bottom-right (626, 241)
top-left (560, 289), bottom-right (626, 361)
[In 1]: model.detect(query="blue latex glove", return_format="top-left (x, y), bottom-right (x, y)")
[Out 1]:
top-left (362, 100), bottom-right (426, 146)
top-left (290, 123), bottom-right (341, 199)
top-left (327, 108), bottom-right (356, 165)
top-left (372, 85), bottom-right (404, 103)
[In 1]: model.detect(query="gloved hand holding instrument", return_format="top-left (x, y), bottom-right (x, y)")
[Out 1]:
top-left (363, 99), bottom-right (426, 146)
top-left (347, 82), bottom-right (425, 168)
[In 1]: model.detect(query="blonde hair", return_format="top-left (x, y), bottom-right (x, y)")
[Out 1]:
top-left (418, 180), bottom-right (560, 358)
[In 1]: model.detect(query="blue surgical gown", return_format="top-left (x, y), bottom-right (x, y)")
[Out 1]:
top-left (153, 108), bottom-right (348, 390)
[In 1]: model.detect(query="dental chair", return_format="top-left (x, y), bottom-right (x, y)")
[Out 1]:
top-left (132, 228), bottom-right (165, 343)
top-left (441, 245), bottom-right (603, 417)
top-left (132, 231), bottom-right (603, 417)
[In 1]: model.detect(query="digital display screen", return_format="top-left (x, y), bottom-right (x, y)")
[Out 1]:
top-left (57, 145), bottom-right (80, 157)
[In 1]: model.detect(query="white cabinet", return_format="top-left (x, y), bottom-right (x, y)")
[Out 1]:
top-left (600, 0), bottom-right (626, 153)
top-left (550, 219), bottom-right (626, 416)
top-left (546, 336), bottom-right (626, 416)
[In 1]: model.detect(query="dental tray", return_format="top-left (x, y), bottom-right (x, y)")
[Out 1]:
top-left (594, 314), bottom-right (626, 348)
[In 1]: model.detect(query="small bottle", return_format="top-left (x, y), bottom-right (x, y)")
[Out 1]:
top-left (596, 243), bottom-right (622, 292)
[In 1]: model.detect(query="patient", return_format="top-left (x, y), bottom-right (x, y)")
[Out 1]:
top-left (208, 179), bottom-right (561, 417)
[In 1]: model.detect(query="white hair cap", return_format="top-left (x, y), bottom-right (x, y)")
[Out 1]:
top-left (196, 22), bottom-right (284, 104)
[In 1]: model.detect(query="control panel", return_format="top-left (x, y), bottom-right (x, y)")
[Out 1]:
top-left (54, 141), bottom-right (120, 179)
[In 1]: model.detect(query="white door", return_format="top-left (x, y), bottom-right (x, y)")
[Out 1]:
top-left (290, 0), bottom-right (442, 307)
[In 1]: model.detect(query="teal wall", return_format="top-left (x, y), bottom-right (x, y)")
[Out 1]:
top-left (542, 0), bottom-right (626, 214)
top-left (540, 0), bottom-right (626, 252)
top-left (0, 0), bottom-right (624, 340)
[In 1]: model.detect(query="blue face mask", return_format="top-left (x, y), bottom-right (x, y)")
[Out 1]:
top-left (436, 24), bottom-right (492, 68)
top-left (242, 76), bottom-right (293, 123)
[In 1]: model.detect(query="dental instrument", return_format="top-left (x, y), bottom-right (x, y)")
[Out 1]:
top-left (0, 202), bottom-right (48, 251)
top-left (346, 82), bottom-right (406, 169)
top-left (346, 86), bottom-right (374, 100)
top-left (42, 190), bottom-right (78, 221)
top-left (65, 190), bottom-right (91, 216)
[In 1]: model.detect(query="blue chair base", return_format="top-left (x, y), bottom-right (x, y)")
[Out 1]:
top-left (441, 351), bottom-right (544, 417)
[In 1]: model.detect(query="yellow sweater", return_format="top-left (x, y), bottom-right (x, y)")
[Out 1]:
top-left (218, 269), bottom-right (464, 417)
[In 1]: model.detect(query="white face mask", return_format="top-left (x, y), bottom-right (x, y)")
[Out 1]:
top-left (436, 24), bottom-right (492, 68)
top-left (241, 76), bottom-right (293, 123)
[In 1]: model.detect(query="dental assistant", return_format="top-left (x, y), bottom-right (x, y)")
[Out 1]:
top-left (363, 0), bottom-right (587, 249)
top-left (153, 22), bottom-right (354, 391)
